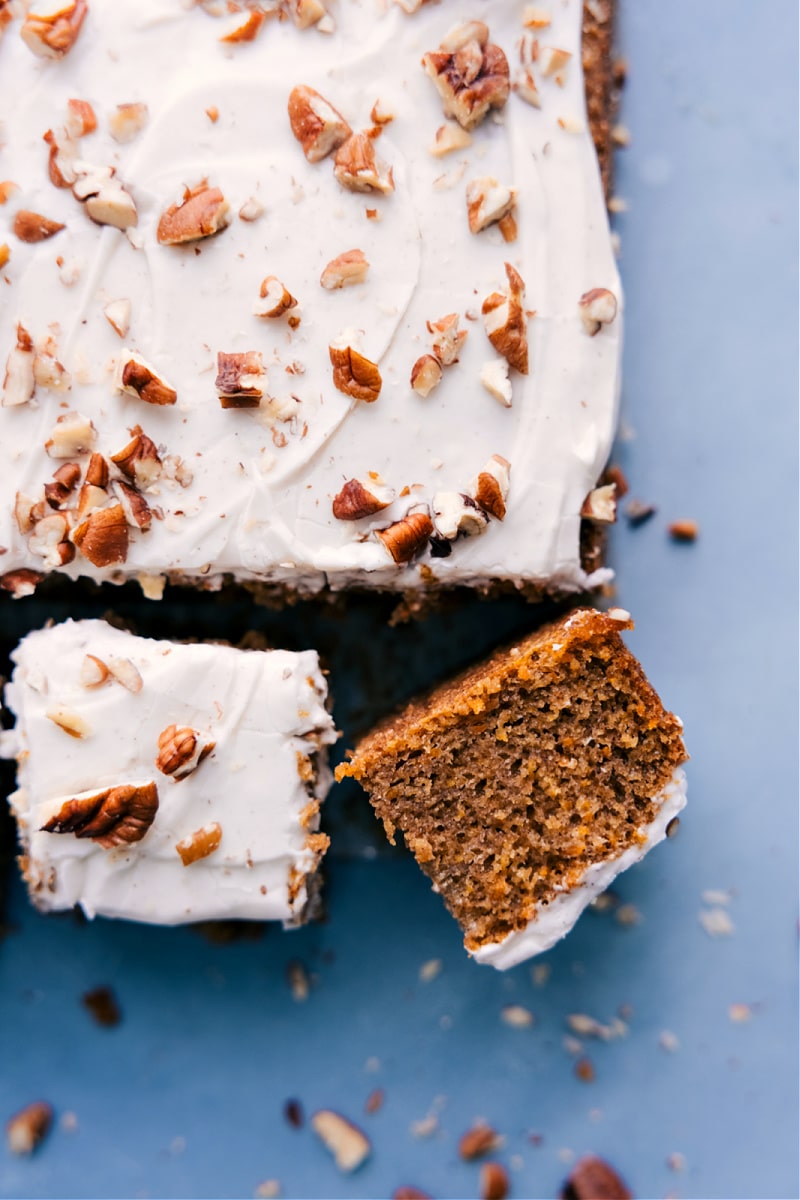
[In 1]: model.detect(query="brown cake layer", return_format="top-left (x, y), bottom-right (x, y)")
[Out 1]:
top-left (338, 609), bottom-right (687, 952)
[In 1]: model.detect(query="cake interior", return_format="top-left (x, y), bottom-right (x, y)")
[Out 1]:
top-left (340, 611), bottom-right (687, 951)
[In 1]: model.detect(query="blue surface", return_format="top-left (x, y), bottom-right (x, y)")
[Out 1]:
top-left (1, 2), bottom-right (798, 1198)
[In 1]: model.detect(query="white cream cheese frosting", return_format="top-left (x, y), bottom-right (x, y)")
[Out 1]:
top-left (0, 0), bottom-right (620, 597)
top-left (471, 766), bottom-right (688, 970)
top-left (2, 618), bottom-right (337, 924)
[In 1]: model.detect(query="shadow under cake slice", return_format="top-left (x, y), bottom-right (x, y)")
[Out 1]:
top-left (338, 608), bottom-right (688, 969)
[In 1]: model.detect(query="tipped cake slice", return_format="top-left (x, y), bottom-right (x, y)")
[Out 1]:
top-left (2, 620), bottom-right (337, 926)
top-left (338, 609), bottom-right (688, 969)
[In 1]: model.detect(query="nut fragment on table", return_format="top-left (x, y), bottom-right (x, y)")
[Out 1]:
top-left (310, 1109), bottom-right (371, 1173)
top-left (6, 1101), bottom-right (53, 1156)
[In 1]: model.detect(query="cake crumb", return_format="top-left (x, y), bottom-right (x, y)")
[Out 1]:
top-left (459, 1122), bottom-right (500, 1160)
top-left (615, 903), bottom-right (642, 927)
top-left (728, 1003), bottom-right (753, 1023)
top-left (60, 1111), bottom-right (79, 1133)
top-left (666, 1152), bottom-right (686, 1173)
top-left (659, 1029), bottom-right (680, 1053)
top-left (283, 1099), bottom-right (303, 1129)
top-left (254, 1180), bottom-right (281, 1198)
top-left (531, 962), bottom-right (551, 987)
top-left (82, 985), bottom-right (122, 1027)
top-left (410, 1113), bottom-right (438, 1139)
top-left (364, 1088), bottom-right (384, 1114)
top-left (702, 888), bottom-right (733, 906)
top-left (574, 1057), bottom-right (595, 1082)
top-left (286, 959), bottom-right (310, 1001)
top-left (418, 958), bottom-right (442, 983)
top-left (501, 1004), bottom-right (534, 1028)
top-left (668, 518), bottom-right (699, 542)
top-left (625, 498), bottom-right (656, 527)
top-left (699, 907), bottom-right (735, 937)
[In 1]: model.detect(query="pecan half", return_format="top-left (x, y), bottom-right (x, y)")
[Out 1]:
top-left (470, 454), bottom-right (510, 520)
top-left (71, 503), bottom-right (129, 566)
top-left (21, 0), bottom-right (87, 59)
top-left (288, 85), bottom-right (351, 163)
top-left (13, 210), bottom-right (64, 243)
top-left (40, 781), bottom-right (159, 849)
top-left (560, 1155), bottom-right (632, 1200)
top-left (320, 249), bottom-right (369, 289)
top-left (156, 181), bottom-right (230, 245)
top-left (216, 350), bottom-right (266, 408)
top-left (116, 350), bottom-right (177, 406)
top-left (332, 476), bottom-right (394, 520)
top-left (578, 287), bottom-right (618, 335)
top-left (422, 29), bottom-right (510, 130)
top-left (2, 323), bottom-right (35, 408)
top-left (376, 509), bottom-right (433, 563)
top-left (334, 132), bottom-right (394, 194)
top-left (176, 823), bottom-right (222, 866)
top-left (482, 263), bottom-right (529, 374)
top-left (329, 334), bottom-right (382, 402)
top-left (156, 725), bottom-right (215, 780)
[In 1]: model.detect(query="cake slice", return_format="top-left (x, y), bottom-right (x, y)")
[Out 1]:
top-left (2, 620), bottom-right (336, 925)
top-left (338, 609), bottom-right (687, 969)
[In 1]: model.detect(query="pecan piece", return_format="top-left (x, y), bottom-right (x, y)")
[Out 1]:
top-left (45, 707), bottom-right (90, 738)
top-left (116, 350), bottom-right (177, 406)
top-left (13, 210), bottom-right (64, 243)
top-left (40, 781), bottom-right (159, 848)
top-left (45, 410), bottom-right (96, 458)
top-left (560, 1155), bottom-right (632, 1200)
top-left (220, 10), bottom-right (265, 42)
top-left (216, 350), bottom-right (266, 408)
top-left (480, 358), bottom-right (512, 407)
top-left (156, 725), bottom-right (215, 780)
top-left (429, 122), bottom-right (473, 156)
top-left (65, 98), bottom-right (97, 137)
top-left (320, 249), bottom-right (369, 289)
top-left (459, 1123), bottom-right (498, 1160)
top-left (33, 330), bottom-right (71, 392)
top-left (109, 103), bottom-right (149, 144)
top-left (482, 263), bottom-right (529, 374)
top-left (376, 509), bottom-right (433, 563)
top-left (310, 1110), bottom-right (371, 1173)
top-left (2, 323), bottom-right (35, 408)
top-left (110, 427), bottom-right (161, 488)
top-left (44, 462), bottom-right (81, 509)
top-left (410, 354), bottom-right (443, 398)
top-left (470, 455), bottom-right (510, 521)
top-left (329, 334), bottom-right (382, 402)
top-left (332, 476), bottom-right (394, 520)
top-left (80, 654), bottom-right (110, 688)
top-left (176, 822), bottom-right (222, 866)
top-left (71, 503), bottom-right (129, 566)
top-left (1, 569), bottom-right (43, 598)
top-left (578, 287), bottom-right (618, 335)
top-left (112, 479), bottom-right (152, 531)
top-left (432, 492), bottom-right (488, 540)
top-left (29, 513), bottom-right (75, 568)
top-left (72, 165), bottom-right (138, 230)
top-left (288, 85), bottom-right (351, 163)
top-left (334, 132), bottom-right (394, 194)
top-left (21, 0), bottom-right (87, 59)
top-left (6, 1101), bottom-right (53, 1156)
top-left (428, 312), bottom-right (467, 366)
top-left (422, 31), bottom-right (510, 130)
top-left (480, 1162), bottom-right (509, 1200)
top-left (156, 181), bottom-right (230, 245)
top-left (104, 298), bottom-right (131, 338)
top-left (581, 483), bottom-right (617, 523)
top-left (254, 276), bottom-right (297, 319)
top-left (466, 176), bottom-right (517, 237)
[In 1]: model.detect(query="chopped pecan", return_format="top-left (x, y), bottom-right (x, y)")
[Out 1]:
top-left (458, 1123), bottom-right (498, 1160)
top-left (33, 330), bottom-right (71, 392)
top-left (220, 9), bottom-right (265, 42)
top-left (109, 102), bottom-right (149, 144)
top-left (410, 354), bottom-right (443, 397)
top-left (482, 263), bottom-right (529, 374)
top-left (466, 176), bottom-right (517, 236)
top-left (216, 350), bottom-right (266, 408)
top-left (176, 822), bottom-right (222, 866)
top-left (429, 122), bottom-right (473, 156)
top-left (14, 492), bottom-right (44, 535)
top-left (104, 298), bottom-right (131, 338)
top-left (6, 1101), bottom-right (53, 1156)
top-left (21, 0), bottom-right (87, 59)
top-left (45, 706), bottom-right (90, 738)
top-left (329, 334), bottom-right (382, 402)
top-left (254, 276), bottom-right (297, 318)
top-left (332, 476), bottom-right (394, 520)
top-left (428, 312), bottom-right (467, 365)
top-left (479, 358), bottom-right (512, 407)
top-left (0, 243), bottom-right (8, 268)
top-left (80, 654), bottom-right (110, 689)
top-left (13, 210), bottom-right (64, 242)
top-left (480, 1162), bottom-right (509, 1200)
top-left (116, 350), bottom-right (177, 406)
top-left (422, 29), bottom-right (509, 130)
top-left (238, 196), bottom-right (264, 221)
top-left (288, 85), bottom-right (351, 163)
top-left (470, 454), bottom-right (510, 520)
top-left (668, 518), bottom-right (699, 542)
top-left (45, 410), bottom-right (96, 458)
top-left (0, 569), bottom-right (43, 598)
top-left (112, 479), bottom-right (152, 530)
top-left (2, 323), bottom-right (35, 408)
top-left (320, 249), bottom-right (369, 289)
top-left (40, 781), bottom-right (159, 849)
top-left (43, 128), bottom-right (77, 189)
top-left (432, 491), bottom-right (488, 540)
top-left (334, 132), bottom-right (394, 194)
top-left (376, 509), bottom-right (433, 563)
top-left (310, 1110), bottom-right (371, 1174)
top-left (65, 98), bottom-right (97, 137)
top-left (72, 165), bottom-right (138, 230)
top-left (539, 45), bottom-right (571, 79)
top-left (28, 513), bottom-right (75, 568)
top-left (581, 483), bottom-right (617, 523)
top-left (156, 724), bottom-right (215, 780)
top-left (578, 287), bottom-right (618, 335)
top-left (71, 503), bottom-right (129, 566)
top-left (110, 427), bottom-right (161, 488)
top-left (289, 0), bottom-right (327, 30)
top-left (44, 462), bottom-right (81, 509)
top-left (156, 181), bottom-right (230, 245)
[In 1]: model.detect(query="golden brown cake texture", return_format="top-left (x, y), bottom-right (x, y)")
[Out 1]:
top-left (338, 609), bottom-right (687, 957)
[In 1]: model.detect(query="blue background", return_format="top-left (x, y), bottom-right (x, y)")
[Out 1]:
top-left (0, 2), bottom-right (797, 1197)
